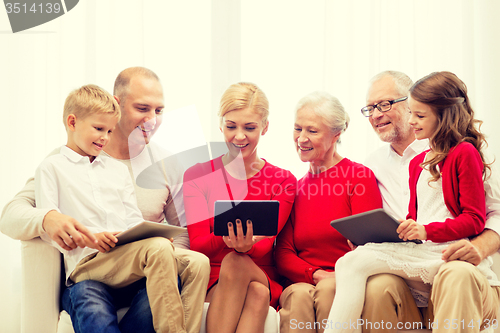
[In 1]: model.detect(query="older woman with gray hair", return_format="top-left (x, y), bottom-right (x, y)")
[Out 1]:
top-left (275, 91), bottom-right (382, 333)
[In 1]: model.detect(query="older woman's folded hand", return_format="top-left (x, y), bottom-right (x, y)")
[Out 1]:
top-left (312, 269), bottom-right (336, 285)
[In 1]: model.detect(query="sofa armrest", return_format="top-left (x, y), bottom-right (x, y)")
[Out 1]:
top-left (21, 237), bottom-right (62, 333)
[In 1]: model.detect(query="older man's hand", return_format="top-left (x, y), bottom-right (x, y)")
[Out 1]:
top-left (441, 239), bottom-right (482, 265)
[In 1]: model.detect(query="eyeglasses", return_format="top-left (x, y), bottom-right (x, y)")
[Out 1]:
top-left (361, 96), bottom-right (408, 117)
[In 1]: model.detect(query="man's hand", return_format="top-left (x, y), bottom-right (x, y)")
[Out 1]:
top-left (312, 269), bottom-right (335, 285)
top-left (397, 219), bottom-right (427, 241)
top-left (42, 210), bottom-right (97, 250)
top-left (442, 229), bottom-right (500, 266)
top-left (441, 239), bottom-right (482, 265)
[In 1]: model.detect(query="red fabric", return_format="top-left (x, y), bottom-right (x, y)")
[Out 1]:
top-left (407, 142), bottom-right (486, 242)
top-left (183, 156), bottom-right (296, 308)
top-left (275, 159), bottom-right (383, 286)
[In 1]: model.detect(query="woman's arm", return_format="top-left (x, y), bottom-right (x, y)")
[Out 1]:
top-left (348, 165), bottom-right (383, 214)
top-left (275, 214), bottom-right (322, 285)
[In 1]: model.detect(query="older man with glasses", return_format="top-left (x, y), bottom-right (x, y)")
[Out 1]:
top-left (361, 70), bottom-right (500, 333)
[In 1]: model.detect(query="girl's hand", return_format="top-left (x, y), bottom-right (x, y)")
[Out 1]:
top-left (91, 231), bottom-right (120, 253)
top-left (222, 219), bottom-right (268, 253)
top-left (397, 219), bottom-right (427, 241)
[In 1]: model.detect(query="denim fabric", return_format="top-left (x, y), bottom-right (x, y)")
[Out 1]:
top-left (62, 277), bottom-right (183, 333)
top-left (62, 278), bottom-right (156, 333)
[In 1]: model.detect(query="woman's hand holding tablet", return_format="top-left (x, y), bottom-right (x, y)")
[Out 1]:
top-left (222, 219), bottom-right (270, 253)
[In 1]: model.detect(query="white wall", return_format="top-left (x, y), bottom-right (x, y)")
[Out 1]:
top-left (1, 0), bottom-right (500, 331)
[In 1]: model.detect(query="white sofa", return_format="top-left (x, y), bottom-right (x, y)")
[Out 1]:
top-left (21, 237), bottom-right (499, 333)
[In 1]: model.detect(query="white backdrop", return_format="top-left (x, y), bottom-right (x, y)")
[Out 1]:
top-left (1, 0), bottom-right (500, 331)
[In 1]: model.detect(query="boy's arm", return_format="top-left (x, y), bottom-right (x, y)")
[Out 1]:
top-left (0, 177), bottom-right (94, 250)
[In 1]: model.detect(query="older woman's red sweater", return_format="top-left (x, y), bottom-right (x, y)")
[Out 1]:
top-left (275, 158), bottom-right (382, 286)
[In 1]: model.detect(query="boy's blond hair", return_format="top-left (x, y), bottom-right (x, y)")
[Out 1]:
top-left (63, 84), bottom-right (120, 128)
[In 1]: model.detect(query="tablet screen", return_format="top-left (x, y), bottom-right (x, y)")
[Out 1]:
top-left (214, 200), bottom-right (280, 236)
top-left (330, 209), bottom-right (422, 246)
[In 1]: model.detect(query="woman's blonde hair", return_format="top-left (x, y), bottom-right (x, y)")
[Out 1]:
top-left (218, 82), bottom-right (269, 126)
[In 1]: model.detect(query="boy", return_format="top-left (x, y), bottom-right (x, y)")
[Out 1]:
top-left (35, 84), bottom-right (186, 333)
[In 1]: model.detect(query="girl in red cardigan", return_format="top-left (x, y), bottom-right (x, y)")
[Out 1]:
top-left (325, 72), bottom-right (498, 333)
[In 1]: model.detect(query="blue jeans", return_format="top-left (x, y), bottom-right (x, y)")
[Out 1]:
top-left (62, 278), bottom-right (154, 333)
top-left (62, 277), bottom-right (183, 333)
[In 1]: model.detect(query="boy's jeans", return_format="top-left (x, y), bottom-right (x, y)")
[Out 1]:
top-left (62, 278), bottom-right (154, 333)
top-left (62, 277), bottom-right (183, 333)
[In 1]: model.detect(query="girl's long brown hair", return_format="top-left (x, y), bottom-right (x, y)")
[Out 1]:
top-left (409, 71), bottom-right (490, 182)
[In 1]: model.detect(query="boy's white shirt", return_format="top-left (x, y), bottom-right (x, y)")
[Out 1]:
top-left (35, 145), bottom-right (144, 284)
top-left (365, 138), bottom-right (500, 247)
top-left (0, 142), bottom-right (188, 247)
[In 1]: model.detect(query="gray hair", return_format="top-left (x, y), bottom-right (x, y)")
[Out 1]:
top-left (295, 91), bottom-right (350, 137)
top-left (369, 70), bottom-right (414, 97)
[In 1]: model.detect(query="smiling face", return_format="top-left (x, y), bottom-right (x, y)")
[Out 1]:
top-left (366, 76), bottom-right (414, 152)
top-left (220, 107), bottom-right (268, 162)
top-left (67, 113), bottom-right (118, 162)
top-left (408, 96), bottom-right (439, 141)
top-left (293, 107), bottom-right (339, 169)
top-left (115, 75), bottom-right (164, 146)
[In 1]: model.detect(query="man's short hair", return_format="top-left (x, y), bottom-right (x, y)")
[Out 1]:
top-left (63, 84), bottom-right (120, 128)
top-left (113, 67), bottom-right (160, 102)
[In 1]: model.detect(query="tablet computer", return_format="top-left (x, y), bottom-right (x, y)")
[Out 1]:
top-left (213, 200), bottom-right (280, 236)
top-left (116, 221), bottom-right (187, 246)
top-left (330, 209), bottom-right (422, 246)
